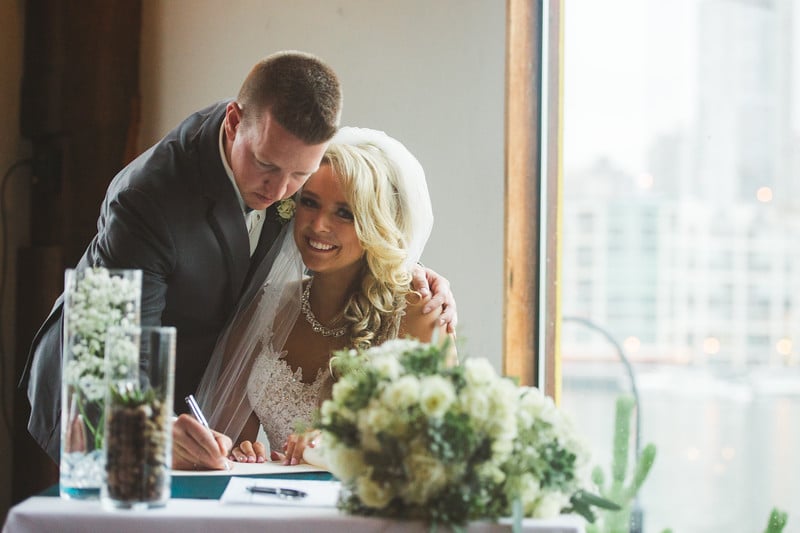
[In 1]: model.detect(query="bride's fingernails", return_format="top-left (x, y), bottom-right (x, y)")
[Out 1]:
top-left (290, 457), bottom-right (298, 465)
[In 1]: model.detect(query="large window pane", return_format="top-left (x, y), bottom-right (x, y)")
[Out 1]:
top-left (561, 1), bottom-right (800, 531)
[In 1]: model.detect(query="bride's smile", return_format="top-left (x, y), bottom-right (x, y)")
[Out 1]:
top-left (307, 239), bottom-right (336, 251)
top-left (294, 164), bottom-right (365, 275)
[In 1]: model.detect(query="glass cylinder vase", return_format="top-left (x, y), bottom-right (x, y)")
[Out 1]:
top-left (102, 326), bottom-right (176, 510)
top-left (60, 267), bottom-right (142, 500)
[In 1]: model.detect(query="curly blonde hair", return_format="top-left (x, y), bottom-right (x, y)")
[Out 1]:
top-left (322, 143), bottom-right (415, 349)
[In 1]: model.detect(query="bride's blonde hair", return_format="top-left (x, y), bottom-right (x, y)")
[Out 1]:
top-left (322, 142), bottom-right (416, 349)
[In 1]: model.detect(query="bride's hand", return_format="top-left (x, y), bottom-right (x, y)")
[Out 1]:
top-left (229, 440), bottom-right (267, 463)
top-left (412, 264), bottom-right (457, 334)
top-left (272, 430), bottom-right (322, 465)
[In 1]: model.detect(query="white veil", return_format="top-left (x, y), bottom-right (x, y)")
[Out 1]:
top-left (196, 221), bottom-right (304, 439)
top-left (332, 127), bottom-right (433, 271)
top-left (195, 127), bottom-right (434, 442)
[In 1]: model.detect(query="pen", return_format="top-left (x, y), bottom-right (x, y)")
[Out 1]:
top-left (247, 486), bottom-right (307, 499)
top-left (185, 394), bottom-right (209, 428)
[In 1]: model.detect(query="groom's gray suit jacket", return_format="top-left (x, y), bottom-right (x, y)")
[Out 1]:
top-left (20, 101), bottom-right (286, 461)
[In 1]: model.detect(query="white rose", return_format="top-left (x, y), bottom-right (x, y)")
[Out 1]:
top-left (277, 197), bottom-right (296, 220)
top-left (356, 404), bottom-right (384, 451)
top-left (476, 462), bottom-right (506, 485)
top-left (531, 491), bottom-right (570, 518)
top-left (359, 399), bottom-right (391, 430)
top-left (371, 354), bottom-right (402, 380)
top-left (324, 445), bottom-right (366, 483)
top-left (319, 399), bottom-right (336, 423)
top-left (356, 475), bottom-right (394, 509)
top-left (419, 376), bottom-right (455, 418)
top-left (381, 375), bottom-right (420, 408)
top-left (331, 377), bottom-right (358, 403)
top-left (491, 432), bottom-right (516, 459)
top-left (486, 380), bottom-right (519, 434)
top-left (517, 473), bottom-right (542, 510)
top-left (460, 385), bottom-right (491, 426)
top-left (403, 452), bottom-right (448, 504)
top-left (518, 387), bottom-right (544, 417)
top-left (463, 358), bottom-right (497, 385)
top-left (377, 338), bottom-right (421, 355)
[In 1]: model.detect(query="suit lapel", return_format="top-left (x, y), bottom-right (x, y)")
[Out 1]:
top-left (207, 198), bottom-right (250, 306)
top-left (195, 102), bottom-right (251, 309)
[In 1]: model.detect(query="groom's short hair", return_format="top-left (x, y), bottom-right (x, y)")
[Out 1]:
top-left (237, 51), bottom-right (342, 144)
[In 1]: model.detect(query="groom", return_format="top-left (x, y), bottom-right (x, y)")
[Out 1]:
top-left (21, 51), bottom-right (457, 470)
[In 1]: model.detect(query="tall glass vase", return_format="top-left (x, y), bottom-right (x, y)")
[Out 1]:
top-left (60, 267), bottom-right (142, 500)
top-left (102, 326), bottom-right (176, 510)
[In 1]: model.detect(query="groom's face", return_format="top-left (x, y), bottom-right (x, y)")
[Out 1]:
top-left (224, 102), bottom-right (328, 211)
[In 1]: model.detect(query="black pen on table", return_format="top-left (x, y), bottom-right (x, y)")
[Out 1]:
top-left (246, 486), bottom-right (307, 499)
top-left (185, 393), bottom-right (231, 470)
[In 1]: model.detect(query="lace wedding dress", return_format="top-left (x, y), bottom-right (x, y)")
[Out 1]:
top-left (246, 347), bottom-right (327, 453)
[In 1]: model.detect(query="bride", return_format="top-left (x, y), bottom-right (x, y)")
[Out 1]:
top-left (194, 127), bottom-right (454, 466)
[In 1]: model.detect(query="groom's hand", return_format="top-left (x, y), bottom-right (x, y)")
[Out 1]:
top-left (411, 264), bottom-right (457, 334)
top-left (172, 414), bottom-right (232, 470)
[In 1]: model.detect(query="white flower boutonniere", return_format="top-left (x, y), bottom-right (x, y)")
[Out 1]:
top-left (276, 197), bottom-right (296, 224)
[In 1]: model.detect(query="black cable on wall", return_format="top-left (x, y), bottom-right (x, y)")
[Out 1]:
top-left (0, 158), bottom-right (32, 439)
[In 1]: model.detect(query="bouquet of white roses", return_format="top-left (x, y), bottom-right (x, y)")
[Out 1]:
top-left (318, 339), bottom-right (617, 528)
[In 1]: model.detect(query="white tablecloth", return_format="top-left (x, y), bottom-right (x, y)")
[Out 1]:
top-left (3, 496), bottom-right (586, 533)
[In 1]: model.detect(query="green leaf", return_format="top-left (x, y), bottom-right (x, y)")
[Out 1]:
top-left (763, 507), bottom-right (788, 533)
top-left (626, 443), bottom-right (657, 499)
top-left (572, 489), bottom-right (621, 511)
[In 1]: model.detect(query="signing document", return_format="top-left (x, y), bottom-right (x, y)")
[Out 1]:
top-left (220, 477), bottom-right (340, 507)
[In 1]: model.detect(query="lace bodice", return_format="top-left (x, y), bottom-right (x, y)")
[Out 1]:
top-left (247, 346), bottom-right (327, 453)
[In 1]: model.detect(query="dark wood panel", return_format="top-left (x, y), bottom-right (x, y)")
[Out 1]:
top-left (13, 0), bottom-right (142, 505)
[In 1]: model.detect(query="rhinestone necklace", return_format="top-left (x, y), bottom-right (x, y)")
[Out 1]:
top-left (301, 276), bottom-right (347, 338)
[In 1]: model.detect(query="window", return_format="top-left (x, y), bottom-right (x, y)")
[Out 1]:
top-left (560, 1), bottom-right (800, 531)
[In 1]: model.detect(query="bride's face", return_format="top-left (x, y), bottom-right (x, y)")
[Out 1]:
top-left (293, 164), bottom-right (365, 276)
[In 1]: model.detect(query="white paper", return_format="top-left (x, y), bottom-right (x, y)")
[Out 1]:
top-left (172, 461), bottom-right (327, 476)
top-left (220, 477), bottom-right (341, 507)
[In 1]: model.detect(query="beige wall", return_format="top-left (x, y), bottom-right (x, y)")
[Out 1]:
top-left (140, 0), bottom-right (506, 366)
top-left (0, 0), bottom-right (30, 522)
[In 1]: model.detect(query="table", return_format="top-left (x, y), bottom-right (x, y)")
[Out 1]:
top-left (3, 473), bottom-right (586, 533)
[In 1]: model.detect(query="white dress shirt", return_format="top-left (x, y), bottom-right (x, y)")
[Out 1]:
top-left (219, 122), bottom-right (265, 255)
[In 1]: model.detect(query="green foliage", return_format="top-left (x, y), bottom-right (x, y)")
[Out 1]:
top-left (426, 411), bottom-right (478, 463)
top-left (587, 396), bottom-right (790, 533)
top-left (763, 507), bottom-right (788, 533)
top-left (108, 382), bottom-right (156, 407)
top-left (586, 395), bottom-right (659, 533)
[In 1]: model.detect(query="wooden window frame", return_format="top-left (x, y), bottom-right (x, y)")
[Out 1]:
top-left (503, 0), bottom-right (563, 401)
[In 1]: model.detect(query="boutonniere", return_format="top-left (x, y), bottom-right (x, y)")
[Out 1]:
top-left (276, 197), bottom-right (296, 224)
